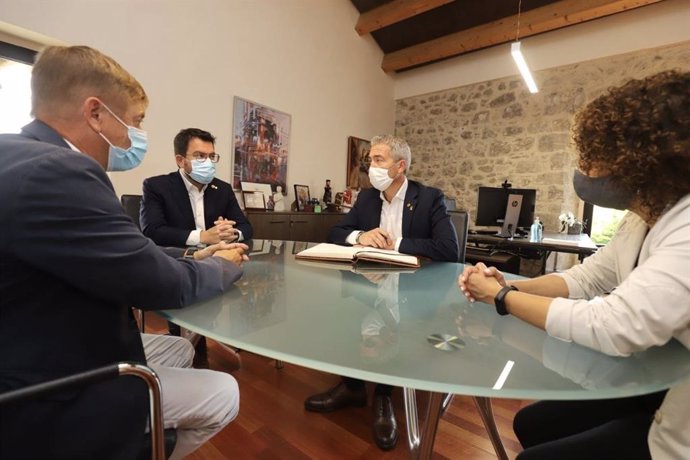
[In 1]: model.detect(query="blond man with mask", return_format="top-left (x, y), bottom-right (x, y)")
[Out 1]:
top-left (0, 46), bottom-right (244, 459)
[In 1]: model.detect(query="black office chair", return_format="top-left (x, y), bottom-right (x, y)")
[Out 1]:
top-left (0, 362), bottom-right (175, 460)
top-left (448, 210), bottom-right (469, 263)
top-left (121, 194), bottom-right (143, 231)
top-left (120, 194), bottom-right (147, 330)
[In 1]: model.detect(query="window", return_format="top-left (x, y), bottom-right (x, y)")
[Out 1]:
top-left (0, 41), bottom-right (36, 133)
top-left (583, 202), bottom-right (626, 245)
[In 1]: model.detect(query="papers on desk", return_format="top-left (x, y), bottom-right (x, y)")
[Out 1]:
top-left (295, 243), bottom-right (420, 268)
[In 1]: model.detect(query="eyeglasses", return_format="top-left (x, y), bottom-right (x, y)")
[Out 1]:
top-left (188, 152), bottom-right (220, 163)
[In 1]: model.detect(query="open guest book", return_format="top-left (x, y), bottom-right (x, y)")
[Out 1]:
top-left (295, 243), bottom-right (420, 268)
top-left (295, 258), bottom-right (418, 274)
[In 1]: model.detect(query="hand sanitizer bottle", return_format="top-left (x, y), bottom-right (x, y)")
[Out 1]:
top-left (530, 217), bottom-right (542, 243)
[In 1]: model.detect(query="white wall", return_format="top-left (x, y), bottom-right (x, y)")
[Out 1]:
top-left (393, 0), bottom-right (690, 99)
top-left (0, 0), bottom-right (395, 203)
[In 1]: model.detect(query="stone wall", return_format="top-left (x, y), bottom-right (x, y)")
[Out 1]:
top-left (396, 40), bottom-right (690, 239)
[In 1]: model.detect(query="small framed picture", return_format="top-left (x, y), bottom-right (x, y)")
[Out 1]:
top-left (242, 191), bottom-right (266, 211)
top-left (294, 184), bottom-right (310, 211)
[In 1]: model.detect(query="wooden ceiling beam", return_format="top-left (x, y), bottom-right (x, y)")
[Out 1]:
top-left (355, 0), bottom-right (455, 36)
top-left (381, 0), bottom-right (665, 72)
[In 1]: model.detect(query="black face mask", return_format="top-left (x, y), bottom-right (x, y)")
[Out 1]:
top-left (573, 170), bottom-right (634, 211)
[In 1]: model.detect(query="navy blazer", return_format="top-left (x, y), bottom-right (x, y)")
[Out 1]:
top-left (329, 180), bottom-right (459, 262)
top-left (141, 171), bottom-right (253, 247)
top-left (0, 120), bottom-right (243, 459)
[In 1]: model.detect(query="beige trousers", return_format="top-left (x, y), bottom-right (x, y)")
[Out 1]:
top-left (141, 333), bottom-right (239, 460)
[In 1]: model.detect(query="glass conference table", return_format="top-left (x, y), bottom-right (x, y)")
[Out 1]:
top-left (160, 240), bottom-right (690, 459)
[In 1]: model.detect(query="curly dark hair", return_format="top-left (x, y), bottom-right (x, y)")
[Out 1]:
top-left (173, 128), bottom-right (216, 156)
top-left (572, 70), bottom-right (690, 220)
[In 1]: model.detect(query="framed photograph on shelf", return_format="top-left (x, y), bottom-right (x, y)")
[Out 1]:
top-left (242, 191), bottom-right (266, 211)
top-left (294, 184), bottom-right (310, 211)
top-left (347, 136), bottom-right (372, 189)
top-left (232, 96), bottom-right (291, 192)
top-left (241, 181), bottom-right (274, 208)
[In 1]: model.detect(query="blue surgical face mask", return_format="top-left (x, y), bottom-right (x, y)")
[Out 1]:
top-left (573, 170), bottom-right (634, 211)
top-left (98, 103), bottom-right (148, 171)
top-left (189, 159), bottom-right (216, 184)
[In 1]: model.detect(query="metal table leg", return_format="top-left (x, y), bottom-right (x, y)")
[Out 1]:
top-left (404, 388), bottom-right (445, 460)
top-left (473, 396), bottom-right (508, 460)
top-left (403, 390), bottom-right (508, 460)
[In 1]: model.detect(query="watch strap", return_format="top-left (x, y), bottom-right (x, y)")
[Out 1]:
top-left (183, 247), bottom-right (200, 259)
top-left (355, 231), bottom-right (364, 244)
top-left (494, 285), bottom-right (518, 316)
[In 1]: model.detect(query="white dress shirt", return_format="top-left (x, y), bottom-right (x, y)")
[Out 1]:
top-left (346, 178), bottom-right (408, 251)
top-left (179, 170), bottom-right (208, 246)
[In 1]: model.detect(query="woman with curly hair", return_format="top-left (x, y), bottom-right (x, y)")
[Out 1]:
top-left (459, 69), bottom-right (690, 459)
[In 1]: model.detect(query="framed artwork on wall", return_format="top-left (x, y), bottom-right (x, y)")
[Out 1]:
top-left (232, 96), bottom-right (291, 192)
top-left (294, 184), bottom-right (310, 211)
top-left (347, 136), bottom-right (372, 189)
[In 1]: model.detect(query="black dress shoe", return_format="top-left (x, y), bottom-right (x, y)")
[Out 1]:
top-left (373, 395), bottom-right (398, 451)
top-left (304, 382), bottom-right (367, 413)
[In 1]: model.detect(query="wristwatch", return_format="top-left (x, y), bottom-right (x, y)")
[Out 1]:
top-left (183, 247), bottom-right (200, 259)
top-left (355, 231), bottom-right (364, 244)
top-left (494, 285), bottom-right (518, 316)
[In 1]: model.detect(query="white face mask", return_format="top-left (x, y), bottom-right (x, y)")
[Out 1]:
top-left (368, 164), bottom-right (399, 191)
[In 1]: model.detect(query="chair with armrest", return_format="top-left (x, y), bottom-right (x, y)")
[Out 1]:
top-left (448, 210), bottom-right (469, 264)
top-left (121, 194), bottom-right (143, 231)
top-left (0, 363), bottom-right (175, 460)
top-left (121, 194), bottom-right (147, 331)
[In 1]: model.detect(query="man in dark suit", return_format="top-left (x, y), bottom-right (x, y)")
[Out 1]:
top-left (0, 46), bottom-right (246, 460)
top-left (140, 129), bottom-right (253, 359)
top-left (140, 128), bottom-right (253, 248)
top-left (304, 134), bottom-right (458, 451)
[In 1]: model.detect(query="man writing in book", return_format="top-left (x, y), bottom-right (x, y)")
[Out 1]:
top-left (304, 134), bottom-right (458, 451)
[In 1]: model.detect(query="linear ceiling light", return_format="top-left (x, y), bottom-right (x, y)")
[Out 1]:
top-left (511, 42), bottom-right (538, 93)
top-left (511, 0), bottom-right (538, 94)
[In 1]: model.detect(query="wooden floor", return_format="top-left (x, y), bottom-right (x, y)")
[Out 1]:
top-left (145, 314), bottom-right (527, 459)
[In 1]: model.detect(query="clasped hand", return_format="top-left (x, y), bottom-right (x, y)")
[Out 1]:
top-left (457, 263), bottom-right (506, 304)
top-left (357, 228), bottom-right (395, 250)
top-left (194, 242), bottom-right (250, 266)
top-left (201, 217), bottom-right (238, 244)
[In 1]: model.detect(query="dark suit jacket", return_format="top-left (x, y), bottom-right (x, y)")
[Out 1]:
top-left (0, 120), bottom-right (243, 459)
top-left (141, 171), bottom-right (252, 247)
top-left (328, 180), bottom-right (458, 262)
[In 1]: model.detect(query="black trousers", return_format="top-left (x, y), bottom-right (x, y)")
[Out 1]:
top-left (514, 391), bottom-right (666, 460)
top-left (343, 377), bottom-right (392, 396)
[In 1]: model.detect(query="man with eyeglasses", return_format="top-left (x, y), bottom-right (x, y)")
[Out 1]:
top-left (140, 128), bottom-right (253, 249)
top-left (0, 46), bottom-right (243, 460)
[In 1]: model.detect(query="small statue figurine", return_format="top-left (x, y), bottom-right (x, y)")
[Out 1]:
top-left (273, 185), bottom-right (285, 211)
top-left (343, 188), bottom-right (353, 206)
top-left (322, 179), bottom-right (332, 204)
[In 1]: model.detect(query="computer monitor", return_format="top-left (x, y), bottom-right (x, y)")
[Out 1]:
top-left (475, 186), bottom-right (537, 236)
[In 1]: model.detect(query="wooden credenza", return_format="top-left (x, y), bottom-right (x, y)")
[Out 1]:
top-left (246, 211), bottom-right (346, 242)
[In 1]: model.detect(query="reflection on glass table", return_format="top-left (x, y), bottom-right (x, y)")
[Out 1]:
top-left (161, 240), bottom-right (690, 459)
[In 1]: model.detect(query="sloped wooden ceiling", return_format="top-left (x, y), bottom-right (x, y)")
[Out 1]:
top-left (350, 0), bottom-right (666, 72)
